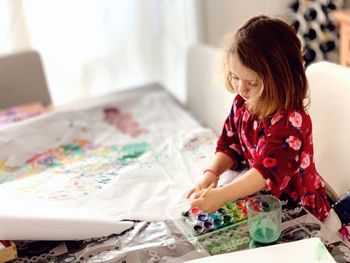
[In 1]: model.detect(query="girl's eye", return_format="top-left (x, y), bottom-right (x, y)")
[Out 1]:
top-left (249, 82), bottom-right (258, 87)
top-left (231, 74), bottom-right (238, 80)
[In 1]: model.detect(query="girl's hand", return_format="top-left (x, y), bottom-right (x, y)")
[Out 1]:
top-left (186, 171), bottom-right (218, 198)
top-left (190, 188), bottom-right (226, 213)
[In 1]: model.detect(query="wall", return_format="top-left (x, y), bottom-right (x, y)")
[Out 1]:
top-left (201, 0), bottom-right (289, 46)
top-left (200, 0), bottom-right (350, 47)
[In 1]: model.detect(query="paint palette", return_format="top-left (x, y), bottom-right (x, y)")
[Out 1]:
top-left (175, 200), bottom-right (248, 239)
top-left (171, 199), bottom-right (250, 255)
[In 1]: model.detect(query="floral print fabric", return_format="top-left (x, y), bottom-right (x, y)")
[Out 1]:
top-left (216, 95), bottom-right (330, 221)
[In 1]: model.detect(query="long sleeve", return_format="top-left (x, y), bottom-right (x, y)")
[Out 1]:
top-left (252, 111), bottom-right (304, 197)
top-left (251, 110), bottom-right (330, 220)
top-left (216, 96), bottom-right (245, 169)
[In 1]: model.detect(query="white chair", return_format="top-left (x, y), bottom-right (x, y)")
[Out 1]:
top-left (307, 61), bottom-right (350, 199)
top-left (186, 46), bottom-right (350, 198)
top-left (0, 50), bottom-right (51, 109)
top-left (186, 45), bottom-right (233, 135)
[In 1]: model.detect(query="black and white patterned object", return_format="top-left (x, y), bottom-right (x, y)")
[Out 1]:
top-left (10, 221), bottom-right (203, 263)
top-left (288, 0), bottom-right (343, 66)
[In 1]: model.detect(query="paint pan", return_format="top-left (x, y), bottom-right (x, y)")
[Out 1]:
top-left (203, 221), bottom-right (214, 230)
top-left (235, 200), bottom-right (245, 209)
top-left (213, 218), bottom-right (224, 228)
top-left (208, 212), bottom-right (218, 219)
top-left (191, 207), bottom-right (201, 216)
top-left (223, 214), bottom-right (233, 224)
top-left (217, 208), bottom-right (226, 214)
top-left (181, 209), bottom-right (190, 217)
top-left (185, 217), bottom-right (197, 226)
top-left (197, 213), bottom-right (209, 222)
top-left (233, 210), bottom-right (245, 221)
top-left (225, 203), bottom-right (237, 211)
top-left (193, 224), bottom-right (204, 234)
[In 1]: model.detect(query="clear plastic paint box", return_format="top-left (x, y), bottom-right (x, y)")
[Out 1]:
top-left (169, 199), bottom-right (251, 255)
top-left (195, 220), bottom-right (250, 255)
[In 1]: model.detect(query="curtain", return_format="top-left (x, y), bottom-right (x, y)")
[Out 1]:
top-left (0, 0), bottom-right (201, 105)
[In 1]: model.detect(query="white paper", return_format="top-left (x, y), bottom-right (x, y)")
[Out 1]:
top-left (185, 238), bottom-right (336, 263)
top-left (0, 87), bottom-right (220, 240)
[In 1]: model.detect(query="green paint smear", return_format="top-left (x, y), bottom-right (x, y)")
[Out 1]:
top-left (61, 144), bottom-right (84, 155)
top-left (1, 141), bottom-right (150, 184)
top-left (118, 142), bottom-right (149, 165)
top-left (313, 241), bottom-right (331, 262)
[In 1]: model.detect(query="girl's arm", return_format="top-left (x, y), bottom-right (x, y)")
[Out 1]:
top-left (220, 168), bottom-right (266, 202)
top-left (187, 152), bottom-right (235, 198)
top-left (191, 168), bottom-right (266, 213)
top-left (187, 152), bottom-right (234, 198)
top-left (205, 151), bottom-right (236, 177)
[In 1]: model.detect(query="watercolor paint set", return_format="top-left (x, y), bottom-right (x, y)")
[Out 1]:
top-left (179, 200), bottom-right (248, 238)
top-left (171, 199), bottom-right (251, 255)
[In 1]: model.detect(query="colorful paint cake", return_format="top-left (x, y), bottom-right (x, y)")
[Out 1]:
top-left (179, 200), bottom-right (248, 238)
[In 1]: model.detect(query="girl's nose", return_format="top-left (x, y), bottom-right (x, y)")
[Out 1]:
top-left (238, 80), bottom-right (248, 92)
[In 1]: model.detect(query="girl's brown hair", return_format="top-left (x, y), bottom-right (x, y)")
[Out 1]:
top-left (223, 15), bottom-right (308, 118)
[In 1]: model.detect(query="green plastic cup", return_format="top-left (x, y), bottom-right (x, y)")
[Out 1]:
top-left (246, 195), bottom-right (282, 244)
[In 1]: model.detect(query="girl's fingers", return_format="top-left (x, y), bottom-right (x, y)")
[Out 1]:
top-left (191, 198), bottom-right (202, 209)
top-left (187, 185), bottom-right (201, 198)
top-left (187, 188), bottom-right (195, 198)
top-left (194, 190), bottom-right (204, 199)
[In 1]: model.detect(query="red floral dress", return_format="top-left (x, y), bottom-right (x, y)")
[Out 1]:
top-left (216, 95), bottom-right (330, 221)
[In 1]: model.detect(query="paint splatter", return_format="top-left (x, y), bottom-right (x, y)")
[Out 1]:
top-left (104, 107), bottom-right (147, 137)
top-left (0, 130), bottom-right (217, 201)
top-left (0, 140), bottom-right (149, 200)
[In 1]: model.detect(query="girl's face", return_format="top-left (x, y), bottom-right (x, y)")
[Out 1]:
top-left (229, 53), bottom-right (262, 101)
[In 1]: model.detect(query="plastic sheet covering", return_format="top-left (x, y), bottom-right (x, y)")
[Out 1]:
top-left (0, 84), bottom-right (219, 240)
top-left (13, 221), bottom-right (208, 263)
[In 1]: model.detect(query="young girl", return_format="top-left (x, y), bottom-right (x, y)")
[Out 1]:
top-left (188, 15), bottom-right (330, 221)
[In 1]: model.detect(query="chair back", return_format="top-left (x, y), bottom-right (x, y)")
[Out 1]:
top-left (0, 50), bottom-right (51, 109)
top-left (307, 61), bottom-right (350, 198)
